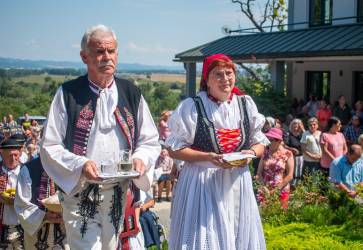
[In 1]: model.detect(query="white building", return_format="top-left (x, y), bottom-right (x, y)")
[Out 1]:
top-left (175, 0), bottom-right (363, 105)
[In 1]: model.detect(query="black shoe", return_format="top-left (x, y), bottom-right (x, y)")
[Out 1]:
top-left (157, 197), bottom-right (162, 202)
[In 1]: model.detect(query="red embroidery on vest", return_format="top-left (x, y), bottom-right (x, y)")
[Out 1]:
top-left (124, 107), bottom-right (135, 141)
top-left (216, 128), bottom-right (242, 153)
top-left (115, 107), bottom-right (133, 150)
top-left (37, 172), bottom-right (55, 210)
top-left (73, 101), bottom-right (94, 156)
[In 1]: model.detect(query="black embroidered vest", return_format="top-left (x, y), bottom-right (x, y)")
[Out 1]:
top-left (62, 75), bottom-right (141, 154)
top-left (191, 96), bottom-right (251, 153)
top-left (27, 157), bottom-right (50, 210)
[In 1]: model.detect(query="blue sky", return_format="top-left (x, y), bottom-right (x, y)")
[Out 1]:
top-left (0, 0), bottom-right (250, 66)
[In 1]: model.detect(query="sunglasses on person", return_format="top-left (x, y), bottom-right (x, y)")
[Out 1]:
top-left (269, 138), bottom-right (280, 142)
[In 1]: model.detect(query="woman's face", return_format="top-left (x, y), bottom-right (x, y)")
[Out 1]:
top-left (331, 121), bottom-right (342, 132)
top-left (207, 66), bottom-right (235, 101)
top-left (309, 121), bottom-right (318, 132)
top-left (268, 138), bottom-right (281, 150)
top-left (160, 149), bottom-right (168, 157)
top-left (355, 101), bottom-right (363, 111)
top-left (320, 100), bottom-right (327, 109)
top-left (339, 96), bottom-right (346, 106)
top-left (291, 122), bottom-right (300, 132)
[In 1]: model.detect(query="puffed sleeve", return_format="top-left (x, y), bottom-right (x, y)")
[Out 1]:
top-left (244, 95), bottom-right (270, 146)
top-left (14, 166), bottom-right (45, 236)
top-left (165, 98), bottom-right (198, 151)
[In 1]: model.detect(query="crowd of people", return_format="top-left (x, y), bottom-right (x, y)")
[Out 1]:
top-left (255, 95), bottom-right (363, 208)
top-left (0, 112), bottom-right (42, 165)
top-left (0, 23), bottom-right (362, 250)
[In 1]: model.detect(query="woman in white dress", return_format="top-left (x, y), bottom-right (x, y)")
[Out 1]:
top-left (165, 54), bottom-right (268, 250)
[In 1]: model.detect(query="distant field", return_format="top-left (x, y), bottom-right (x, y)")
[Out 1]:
top-left (13, 73), bottom-right (201, 85)
top-left (13, 74), bottom-right (76, 84)
top-left (122, 73), bottom-right (186, 83)
top-left (123, 73), bottom-right (201, 84)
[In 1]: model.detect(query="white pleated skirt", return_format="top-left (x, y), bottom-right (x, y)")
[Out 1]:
top-left (169, 163), bottom-right (266, 250)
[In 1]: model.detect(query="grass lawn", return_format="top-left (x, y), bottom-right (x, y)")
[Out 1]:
top-left (264, 222), bottom-right (363, 250)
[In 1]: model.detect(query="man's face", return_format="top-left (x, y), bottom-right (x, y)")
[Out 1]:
top-left (0, 148), bottom-right (21, 169)
top-left (80, 32), bottom-right (118, 79)
top-left (348, 149), bottom-right (362, 164)
top-left (352, 118), bottom-right (360, 127)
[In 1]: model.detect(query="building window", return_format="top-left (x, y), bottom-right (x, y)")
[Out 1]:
top-left (358, 0), bottom-right (363, 23)
top-left (309, 0), bottom-right (332, 27)
top-left (306, 71), bottom-right (330, 102)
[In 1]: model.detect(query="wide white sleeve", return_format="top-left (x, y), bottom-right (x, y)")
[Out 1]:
top-left (165, 98), bottom-right (198, 151)
top-left (132, 96), bottom-right (161, 191)
top-left (40, 87), bottom-right (88, 195)
top-left (244, 95), bottom-right (269, 146)
top-left (14, 166), bottom-right (45, 236)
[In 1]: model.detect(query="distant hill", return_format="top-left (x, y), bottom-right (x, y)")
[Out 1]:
top-left (0, 57), bottom-right (184, 73)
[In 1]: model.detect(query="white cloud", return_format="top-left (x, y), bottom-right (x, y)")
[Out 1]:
top-left (124, 41), bottom-right (177, 54)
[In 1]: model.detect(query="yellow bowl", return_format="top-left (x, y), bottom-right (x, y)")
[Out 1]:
top-left (228, 159), bottom-right (247, 166)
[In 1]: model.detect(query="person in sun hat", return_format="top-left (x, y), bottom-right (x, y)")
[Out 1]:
top-left (0, 135), bottom-right (26, 249)
top-left (165, 53), bottom-right (268, 249)
top-left (256, 128), bottom-right (294, 209)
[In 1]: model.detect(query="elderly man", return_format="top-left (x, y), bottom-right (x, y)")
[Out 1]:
top-left (0, 135), bottom-right (25, 249)
top-left (40, 24), bottom-right (160, 249)
top-left (329, 144), bottom-right (363, 198)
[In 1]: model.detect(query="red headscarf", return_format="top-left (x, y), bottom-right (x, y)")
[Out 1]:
top-left (200, 54), bottom-right (244, 97)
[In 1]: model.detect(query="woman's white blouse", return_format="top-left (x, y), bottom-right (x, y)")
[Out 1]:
top-left (165, 91), bottom-right (269, 151)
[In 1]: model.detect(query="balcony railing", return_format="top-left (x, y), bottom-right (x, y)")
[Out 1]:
top-left (226, 15), bottom-right (363, 35)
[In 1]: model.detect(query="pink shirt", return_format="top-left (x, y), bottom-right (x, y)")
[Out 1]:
top-left (320, 132), bottom-right (346, 168)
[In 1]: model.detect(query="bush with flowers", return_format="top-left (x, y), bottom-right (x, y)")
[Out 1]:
top-left (256, 173), bottom-right (363, 249)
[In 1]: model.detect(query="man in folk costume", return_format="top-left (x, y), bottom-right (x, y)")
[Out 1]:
top-left (14, 157), bottom-right (69, 249)
top-left (0, 135), bottom-right (26, 249)
top-left (40, 24), bottom-right (161, 249)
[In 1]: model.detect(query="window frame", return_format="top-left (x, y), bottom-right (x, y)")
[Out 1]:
top-left (358, 0), bottom-right (363, 23)
top-left (309, 0), bottom-right (333, 27)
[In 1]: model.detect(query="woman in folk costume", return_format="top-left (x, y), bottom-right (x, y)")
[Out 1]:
top-left (0, 135), bottom-right (26, 249)
top-left (14, 157), bottom-right (69, 250)
top-left (165, 54), bottom-right (268, 250)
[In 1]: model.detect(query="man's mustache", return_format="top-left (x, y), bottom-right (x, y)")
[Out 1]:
top-left (98, 61), bottom-right (114, 68)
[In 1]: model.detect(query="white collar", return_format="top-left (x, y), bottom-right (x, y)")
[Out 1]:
top-left (1, 165), bottom-right (21, 175)
top-left (88, 78), bottom-right (115, 95)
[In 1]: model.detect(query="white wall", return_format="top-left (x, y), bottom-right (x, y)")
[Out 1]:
top-left (290, 60), bottom-right (363, 105)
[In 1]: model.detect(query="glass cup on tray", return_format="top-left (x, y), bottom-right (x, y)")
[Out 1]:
top-left (117, 149), bottom-right (133, 173)
top-left (100, 159), bottom-right (117, 176)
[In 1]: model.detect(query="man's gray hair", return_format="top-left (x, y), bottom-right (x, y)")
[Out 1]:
top-left (81, 24), bottom-right (117, 51)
